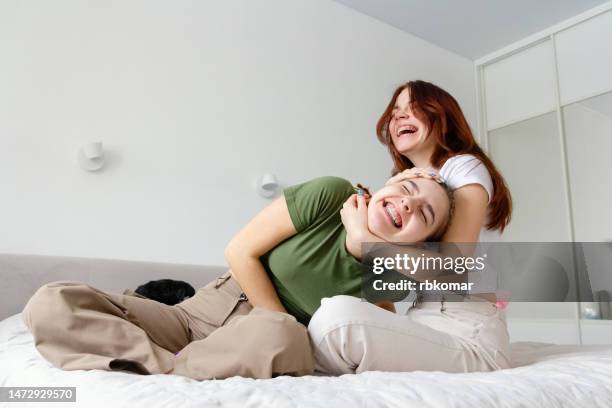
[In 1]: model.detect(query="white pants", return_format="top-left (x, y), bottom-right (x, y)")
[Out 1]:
top-left (307, 295), bottom-right (511, 375)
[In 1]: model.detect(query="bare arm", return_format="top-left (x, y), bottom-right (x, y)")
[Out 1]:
top-left (375, 300), bottom-right (397, 313)
top-left (442, 184), bottom-right (489, 245)
top-left (442, 183), bottom-right (496, 302)
top-left (224, 196), bottom-right (297, 314)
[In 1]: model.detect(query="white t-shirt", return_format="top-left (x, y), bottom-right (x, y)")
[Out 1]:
top-left (437, 154), bottom-right (501, 242)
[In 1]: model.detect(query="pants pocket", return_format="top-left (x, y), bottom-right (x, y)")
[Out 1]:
top-left (214, 271), bottom-right (233, 288)
top-left (179, 272), bottom-right (249, 330)
top-left (216, 294), bottom-right (247, 326)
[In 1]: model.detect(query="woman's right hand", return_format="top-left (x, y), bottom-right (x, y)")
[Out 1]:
top-left (340, 193), bottom-right (370, 244)
top-left (385, 167), bottom-right (443, 186)
top-left (341, 193), bottom-right (384, 259)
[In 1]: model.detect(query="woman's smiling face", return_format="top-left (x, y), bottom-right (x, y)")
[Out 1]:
top-left (389, 88), bottom-right (434, 156)
top-left (367, 177), bottom-right (450, 243)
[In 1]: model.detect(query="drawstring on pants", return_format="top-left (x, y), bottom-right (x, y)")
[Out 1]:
top-left (410, 291), bottom-right (424, 310)
top-left (409, 292), bottom-right (447, 313)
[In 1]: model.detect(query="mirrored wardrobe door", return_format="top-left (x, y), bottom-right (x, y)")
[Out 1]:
top-left (564, 90), bottom-right (612, 342)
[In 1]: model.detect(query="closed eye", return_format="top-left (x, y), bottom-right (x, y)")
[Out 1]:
top-left (400, 181), bottom-right (432, 224)
top-left (420, 209), bottom-right (427, 223)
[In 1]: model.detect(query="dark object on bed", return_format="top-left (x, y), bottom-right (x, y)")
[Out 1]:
top-left (135, 279), bottom-right (196, 305)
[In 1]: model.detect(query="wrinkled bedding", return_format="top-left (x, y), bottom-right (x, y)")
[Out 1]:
top-left (2, 313), bottom-right (612, 408)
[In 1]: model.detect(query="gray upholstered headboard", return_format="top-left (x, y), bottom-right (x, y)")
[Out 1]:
top-left (0, 253), bottom-right (227, 321)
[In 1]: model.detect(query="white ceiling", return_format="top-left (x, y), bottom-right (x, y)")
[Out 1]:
top-left (333, 0), bottom-right (609, 60)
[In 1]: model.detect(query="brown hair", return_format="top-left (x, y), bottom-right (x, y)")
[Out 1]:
top-left (376, 80), bottom-right (512, 232)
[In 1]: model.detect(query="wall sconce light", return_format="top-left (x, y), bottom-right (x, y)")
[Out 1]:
top-left (258, 173), bottom-right (278, 198)
top-left (77, 142), bottom-right (105, 172)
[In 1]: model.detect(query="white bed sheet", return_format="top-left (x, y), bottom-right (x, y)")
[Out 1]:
top-left (2, 313), bottom-right (612, 408)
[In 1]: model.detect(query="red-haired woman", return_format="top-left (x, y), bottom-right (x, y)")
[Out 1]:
top-left (308, 80), bottom-right (514, 375)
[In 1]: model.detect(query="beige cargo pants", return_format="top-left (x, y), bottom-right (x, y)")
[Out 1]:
top-left (22, 271), bottom-right (314, 380)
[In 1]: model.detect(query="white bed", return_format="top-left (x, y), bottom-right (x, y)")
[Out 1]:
top-left (3, 254), bottom-right (612, 407)
top-left (2, 313), bottom-right (612, 408)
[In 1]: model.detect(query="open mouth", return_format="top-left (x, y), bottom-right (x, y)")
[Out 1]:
top-left (383, 200), bottom-right (402, 228)
top-left (397, 125), bottom-right (418, 137)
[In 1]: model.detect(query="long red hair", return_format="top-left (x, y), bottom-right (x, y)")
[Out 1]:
top-left (376, 80), bottom-right (512, 232)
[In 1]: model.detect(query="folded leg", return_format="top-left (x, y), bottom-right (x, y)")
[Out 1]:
top-left (308, 295), bottom-right (499, 375)
top-left (22, 281), bottom-right (191, 374)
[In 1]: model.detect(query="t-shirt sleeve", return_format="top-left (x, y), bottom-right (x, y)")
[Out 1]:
top-left (283, 176), bottom-right (355, 232)
top-left (439, 155), bottom-right (494, 203)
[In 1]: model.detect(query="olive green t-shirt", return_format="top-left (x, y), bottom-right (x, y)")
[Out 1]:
top-left (260, 176), bottom-right (362, 325)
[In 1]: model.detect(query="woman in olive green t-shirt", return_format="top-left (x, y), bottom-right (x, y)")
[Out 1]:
top-left (21, 173), bottom-right (452, 380)
top-left (225, 174), bottom-right (453, 325)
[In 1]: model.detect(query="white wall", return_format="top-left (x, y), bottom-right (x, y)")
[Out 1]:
top-left (0, 0), bottom-right (477, 265)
